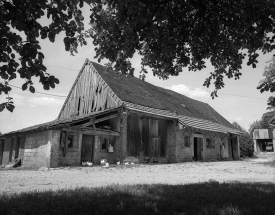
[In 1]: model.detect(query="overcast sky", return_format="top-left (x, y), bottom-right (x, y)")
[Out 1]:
top-left (0, 5), bottom-right (274, 134)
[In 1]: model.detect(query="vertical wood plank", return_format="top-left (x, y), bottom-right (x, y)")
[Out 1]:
top-left (159, 119), bottom-right (167, 157)
top-left (127, 115), bottom-right (141, 156)
top-left (142, 118), bottom-right (150, 157)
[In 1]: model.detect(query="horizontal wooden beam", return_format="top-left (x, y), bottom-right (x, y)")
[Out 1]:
top-left (80, 113), bottom-right (119, 128)
top-left (63, 128), bottom-right (120, 136)
top-left (95, 113), bottom-right (119, 123)
top-left (128, 109), bottom-right (176, 121)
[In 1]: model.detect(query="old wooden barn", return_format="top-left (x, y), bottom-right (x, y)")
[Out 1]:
top-left (0, 59), bottom-right (242, 168)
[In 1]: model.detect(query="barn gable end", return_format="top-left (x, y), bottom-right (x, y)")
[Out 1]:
top-left (58, 59), bottom-right (121, 119)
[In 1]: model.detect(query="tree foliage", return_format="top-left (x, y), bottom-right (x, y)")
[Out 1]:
top-left (0, 0), bottom-right (89, 112)
top-left (1, 0), bottom-right (275, 112)
top-left (258, 57), bottom-right (275, 110)
top-left (267, 96), bottom-right (275, 111)
top-left (89, 0), bottom-right (275, 97)
top-left (258, 57), bottom-right (275, 94)
top-left (248, 111), bottom-right (274, 135)
top-left (232, 122), bottom-right (254, 157)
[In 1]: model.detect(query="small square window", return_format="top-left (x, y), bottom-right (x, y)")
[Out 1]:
top-left (68, 136), bottom-right (74, 148)
top-left (102, 138), bottom-right (109, 150)
top-left (206, 138), bottom-right (215, 148)
top-left (184, 135), bottom-right (190, 147)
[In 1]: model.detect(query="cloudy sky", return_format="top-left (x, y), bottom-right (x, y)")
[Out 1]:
top-left (0, 6), bottom-right (274, 134)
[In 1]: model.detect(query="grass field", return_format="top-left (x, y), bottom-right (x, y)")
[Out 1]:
top-left (1, 182), bottom-right (275, 215)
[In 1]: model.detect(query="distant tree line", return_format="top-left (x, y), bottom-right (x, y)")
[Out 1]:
top-left (248, 111), bottom-right (274, 136)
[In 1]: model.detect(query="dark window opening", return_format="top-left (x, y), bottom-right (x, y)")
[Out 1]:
top-left (15, 137), bottom-right (20, 159)
top-left (68, 136), bottom-right (74, 148)
top-left (184, 135), bottom-right (190, 147)
top-left (77, 97), bottom-right (81, 114)
top-left (102, 138), bottom-right (108, 150)
top-left (91, 100), bottom-right (94, 110)
top-left (0, 140), bottom-right (5, 165)
top-left (206, 138), bottom-right (215, 148)
top-left (9, 138), bottom-right (14, 162)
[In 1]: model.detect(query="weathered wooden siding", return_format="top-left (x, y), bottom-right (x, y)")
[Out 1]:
top-left (1, 137), bottom-right (11, 166)
top-left (142, 118), bottom-right (150, 156)
top-left (127, 114), bottom-right (141, 156)
top-left (127, 114), bottom-right (168, 160)
top-left (58, 63), bottom-right (120, 119)
top-left (159, 120), bottom-right (167, 157)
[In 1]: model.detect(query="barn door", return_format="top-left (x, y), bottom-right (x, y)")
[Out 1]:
top-left (81, 135), bottom-right (94, 162)
top-left (9, 138), bottom-right (14, 162)
top-left (14, 137), bottom-right (20, 159)
top-left (194, 137), bottom-right (203, 161)
top-left (197, 138), bottom-right (203, 160)
top-left (152, 138), bottom-right (160, 157)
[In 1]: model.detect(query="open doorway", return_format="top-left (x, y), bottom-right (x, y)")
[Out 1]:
top-left (14, 137), bottom-right (20, 159)
top-left (0, 140), bottom-right (4, 165)
top-left (194, 137), bottom-right (203, 161)
top-left (81, 135), bottom-right (94, 163)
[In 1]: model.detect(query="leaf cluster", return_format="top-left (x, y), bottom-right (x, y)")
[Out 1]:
top-left (88, 0), bottom-right (275, 98)
top-left (258, 57), bottom-right (275, 93)
top-left (257, 57), bottom-right (275, 110)
top-left (0, 0), bottom-right (90, 112)
top-left (248, 111), bottom-right (274, 136)
top-left (232, 121), bottom-right (254, 157)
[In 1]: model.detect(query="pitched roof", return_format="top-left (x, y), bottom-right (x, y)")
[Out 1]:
top-left (91, 61), bottom-right (236, 130)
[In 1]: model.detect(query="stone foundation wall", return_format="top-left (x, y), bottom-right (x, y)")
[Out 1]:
top-left (176, 128), bottom-right (193, 162)
top-left (50, 130), bottom-right (61, 167)
top-left (203, 136), bottom-right (221, 160)
top-left (173, 126), bottom-right (231, 162)
top-left (58, 131), bottom-right (81, 166)
top-left (166, 121), bottom-right (177, 163)
top-left (22, 131), bottom-right (52, 168)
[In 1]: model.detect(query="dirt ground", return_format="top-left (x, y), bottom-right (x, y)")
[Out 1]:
top-left (0, 152), bottom-right (274, 194)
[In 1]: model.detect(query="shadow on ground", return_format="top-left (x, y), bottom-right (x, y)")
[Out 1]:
top-left (1, 182), bottom-right (275, 215)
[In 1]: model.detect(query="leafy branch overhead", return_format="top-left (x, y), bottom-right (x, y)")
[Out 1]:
top-left (0, 0), bottom-right (89, 112)
top-left (1, 0), bottom-right (275, 113)
top-left (257, 57), bottom-right (275, 109)
top-left (88, 0), bottom-right (275, 98)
